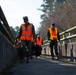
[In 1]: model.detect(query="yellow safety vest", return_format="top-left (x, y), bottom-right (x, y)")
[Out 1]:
top-left (49, 27), bottom-right (58, 40)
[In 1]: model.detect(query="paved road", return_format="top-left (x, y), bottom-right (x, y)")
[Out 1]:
top-left (8, 57), bottom-right (76, 75)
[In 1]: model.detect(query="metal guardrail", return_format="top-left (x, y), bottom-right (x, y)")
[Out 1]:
top-left (0, 31), bottom-right (17, 72)
top-left (60, 26), bottom-right (76, 35)
top-left (59, 26), bottom-right (76, 43)
top-left (0, 6), bottom-right (17, 73)
top-left (0, 6), bottom-right (14, 44)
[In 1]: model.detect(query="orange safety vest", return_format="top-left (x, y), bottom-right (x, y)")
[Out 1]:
top-left (48, 27), bottom-right (58, 40)
top-left (20, 24), bottom-right (32, 41)
top-left (36, 37), bottom-right (42, 46)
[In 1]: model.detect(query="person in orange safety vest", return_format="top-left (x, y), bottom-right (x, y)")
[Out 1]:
top-left (34, 34), bottom-right (43, 57)
top-left (18, 16), bottom-right (36, 63)
top-left (47, 23), bottom-right (60, 60)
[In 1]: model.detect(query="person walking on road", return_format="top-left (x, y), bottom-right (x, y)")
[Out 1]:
top-left (18, 16), bottom-right (36, 63)
top-left (47, 23), bottom-right (60, 60)
top-left (34, 34), bottom-right (43, 58)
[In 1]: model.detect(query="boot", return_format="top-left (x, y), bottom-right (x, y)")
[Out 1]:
top-left (26, 58), bottom-right (29, 63)
top-left (52, 56), bottom-right (54, 60)
top-left (56, 55), bottom-right (59, 60)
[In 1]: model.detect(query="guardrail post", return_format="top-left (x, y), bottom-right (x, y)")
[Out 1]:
top-left (69, 32), bottom-right (74, 61)
top-left (69, 32), bottom-right (72, 43)
top-left (65, 42), bottom-right (67, 57)
top-left (58, 44), bottom-right (62, 59)
top-left (70, 44), bottom-right (73, 62)
top-left (44, 47), bottom-right (46, 56)
top-left (63, 34), bottom-right (65, 44)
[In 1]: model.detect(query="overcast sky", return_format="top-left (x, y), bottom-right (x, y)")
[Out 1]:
top-left (0, 0), bottom-right (43, 31)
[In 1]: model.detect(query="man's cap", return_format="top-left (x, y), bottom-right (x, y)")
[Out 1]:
top-left (23, 16), bottom-right (28, 21)
top-left (52, 23), bottom-right (55, 26)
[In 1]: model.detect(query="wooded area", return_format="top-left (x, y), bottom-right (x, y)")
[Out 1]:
top-left (38, 0), bottom-right (76, 40)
